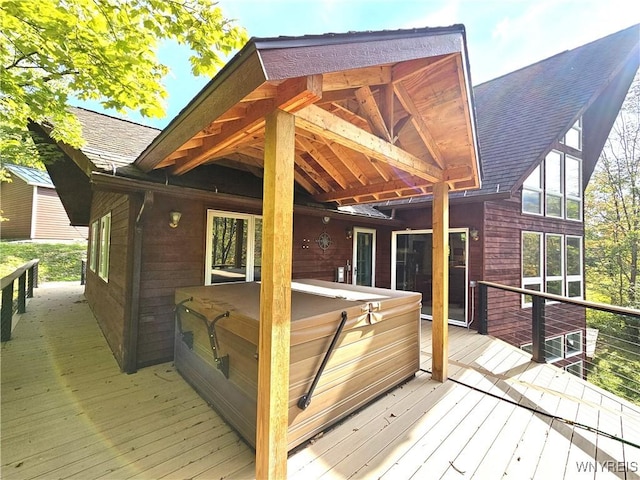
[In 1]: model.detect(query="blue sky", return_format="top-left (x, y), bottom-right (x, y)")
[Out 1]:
top-left (72, 0), bottom-right (639, 128)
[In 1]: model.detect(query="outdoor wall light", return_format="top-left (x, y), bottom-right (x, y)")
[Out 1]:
top-left (322, 216), bottom-right (331, 224)
top-left (470, 227), bottom-right (479, 241)
top-left (169, 211), bottom-right (182, 229)
top-left (345, 228), bottom-right (353, 240)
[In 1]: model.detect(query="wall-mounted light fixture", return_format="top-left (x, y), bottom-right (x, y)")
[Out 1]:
top-left (469, 227), bottom-right (479, 242)
top-left (169, 211), bottom-right (182, 229)
top-left (345, 228), bottom-right (353, 240)
top-left (322, 216), bottom-right (331, 224)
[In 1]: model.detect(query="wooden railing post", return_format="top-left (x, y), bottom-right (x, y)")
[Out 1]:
top-left (18, 272), bottom-right (26, 314)
top-left (478, 282), bottom-right (488, 335)
top-left (27, 264), bottom-right (35, 298)
top-left (531, 295), bottom-right (546, 363)
top-left (1, 280), bottom-right (14, 342)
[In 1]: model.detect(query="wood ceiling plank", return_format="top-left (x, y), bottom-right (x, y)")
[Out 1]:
top-left (294, 104), bottom-right (443, 183)
top-left (294, 151), bottom-right (333, 192)
top-left (393, 81), bottom-right (445, 169)
top-left (321, 140), bottom-right (368, 185)
top-left (171, 75), bottom-right (322, 175)
top-left (295, 136), bottom-right (349, 189)
top-left (391, 54), bottom-right (452, 84)
top-left (354, 86), bottom-right (392, 142)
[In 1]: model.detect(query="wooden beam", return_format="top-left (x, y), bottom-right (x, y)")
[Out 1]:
top-left (432, 181), bottom-right (449, 382)
top-left (322, 66), bottom-right (391, 91)
top-left (313, 175), bottom-right (428, 203)
top-left (256, 109), bottom-right (295, 480)
top-left (354, 86), bottom-right (392, 142)
top-left (294, 104), bottom-right (443, 183)
top-left (171, 75), bottom-right (322, 175)
top-left (393, 82), bottom-right (445, 169)
top-left (391, 55), bottom-right (452, 84)
top-left (321, 140), bottom-right (368, 185)
top-left (379, 84), bottom-right (395, 141)
top-left (294, 152), bottom-right (333, 192)
top-left (296, 136), bottom-right (349, 189)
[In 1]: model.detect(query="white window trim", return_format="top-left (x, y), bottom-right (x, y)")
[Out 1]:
top-left (565, 154), bottom-right (583, 222)
top-left (565, 360), bottom-right (584, 377)
top-left (545, 233), bottom-right (565, 299)
top-left (89, 220), bottom-right (99, 272)
top-left (545, 335), bottom-right (564, 362)
top-left (565, 235), bottom-right (583, 299)
top-left (205, 210), bottom-right (262, 285)
top-left (522, 166), bottom-right (544, 216)
top-left (565, 331), bottom-right (583, 358)
top-left (522, 231), bottom-right (543, 307)
top-left (98, 212), bottom-right (111, 282)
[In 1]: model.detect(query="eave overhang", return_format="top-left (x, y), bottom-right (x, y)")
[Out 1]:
top-left (135, 25), bottom-right (482, 206)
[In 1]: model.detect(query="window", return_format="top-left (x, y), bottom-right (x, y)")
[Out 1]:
top-left (89, 220), bottom-right (99, 272)
top-left (522, 165), bottom-right (543, 215)
top-left (206, 210), bottom-right (262, 284)
top-left (565, 360), bottom-right (583, 377)
top-left (545, 151), bottom-right (563, 218)
top-left (545, 335), bottom-right (564, 362)
top-left (521, 149), bottom-right (582, 221)
top-left (522, 232), bottom-right (582, 305)
top-left (522, 232), bottom-right (542, 305)
top-left (545, 234), bottom-right (564, 296)
top-left (521, 343), bottom-right (533, 354)
top-left (566, 331), bottom-right (583, 357)
top-left (98, 213), bottom-right (111, 281)
top-left (566, 236), bottom-right (583, 298)
top-left (563, 119), bottom-right (582, 151)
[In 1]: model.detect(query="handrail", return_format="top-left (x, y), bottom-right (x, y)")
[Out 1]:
top-left (1, 259), bottom-right (39, 342)
top-left (478, 281), bottom-right (640, 317)
top-left (1, 259), bottom-right (39, 290)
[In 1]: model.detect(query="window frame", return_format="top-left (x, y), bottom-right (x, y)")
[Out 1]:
top-left (565, 235), bottom-right (583, 299)
top-left (545, 233), bottom-right (565, 299)
top-left (89, 220), bottom-right (99, 273)
top-left (205, 209), bottom-right (262, 285)
top-left (522, 165), bottom-right (544, 216)
top-left (522, 231), bottom-right (543, 307)
top-left (98, 212), bottom-right (111, 282)
top-left (545, 335), bottom-right (564, 362)
top-left (565, 360), bottom-right (583, 378)
top-left (565, 331), bottom-right (583, 358)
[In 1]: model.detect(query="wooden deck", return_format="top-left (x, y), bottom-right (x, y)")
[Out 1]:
top-left (2, 283), bottom-right (639, 479)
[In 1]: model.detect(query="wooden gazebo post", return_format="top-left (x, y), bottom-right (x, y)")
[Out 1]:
top-left (256, 109), bottom-right (295, 478)
top-left (432, 181), bottom-right (449, 382)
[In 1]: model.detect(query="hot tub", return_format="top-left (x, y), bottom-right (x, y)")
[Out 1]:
top-left (174, 279), bottom-right (421, 451)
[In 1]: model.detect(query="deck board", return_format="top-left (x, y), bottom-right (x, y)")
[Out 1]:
top-left (2, 283), bottom-right (640, 480)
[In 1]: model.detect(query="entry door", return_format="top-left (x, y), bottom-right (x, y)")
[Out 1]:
top-left (391, 229), bottom-right (469, 326)
top-left (352, 227), bottom-right (376, 286)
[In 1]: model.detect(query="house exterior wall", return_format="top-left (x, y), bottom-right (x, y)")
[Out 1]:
top-left (87, 188), bottom-right (394, 369)
top-left (85, 191), bottom-right (132, 367)
top-left (1, 178), bottom-right (33, 240)
top-left (33, 187), bottom-right (88, 240)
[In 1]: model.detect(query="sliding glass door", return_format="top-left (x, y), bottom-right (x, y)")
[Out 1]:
top-left (391, 229), bottom-right (469, 326)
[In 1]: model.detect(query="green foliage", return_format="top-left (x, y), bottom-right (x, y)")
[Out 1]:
top-left (0, 242), bottom-right (87, 282)
top-left (0, 0), bottom-right (247, 167)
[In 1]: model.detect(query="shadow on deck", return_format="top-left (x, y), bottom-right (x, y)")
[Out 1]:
top-left (2, 284), bottom-right (639, 479)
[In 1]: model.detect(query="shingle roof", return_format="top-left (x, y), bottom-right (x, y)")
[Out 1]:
top-left (70, 107), bottom-right (160, 171)
top-left (2, 163), bottom-right (53, 187)
top-left (472, 23), bottom-right (639, 198)
top-left (374, 23), bottom-right (639, 207)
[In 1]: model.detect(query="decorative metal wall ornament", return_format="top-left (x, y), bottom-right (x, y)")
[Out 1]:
top-left (316, 231), bottom-right (332, 251)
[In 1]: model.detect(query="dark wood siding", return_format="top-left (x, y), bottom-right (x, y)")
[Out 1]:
top-left (34, 187), bottom-right (88, 240)
top-left (483, 196), bottom-right (585, 349)
top-left (1, 178), bottom-right (33, 239)
top-left (85, 191), bottom-right (131, 368)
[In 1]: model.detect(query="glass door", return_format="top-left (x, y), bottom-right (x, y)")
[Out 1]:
top-left (391, 229), bottom-right (469, 326)
top-left (352, 227), bottom-right (376, 286)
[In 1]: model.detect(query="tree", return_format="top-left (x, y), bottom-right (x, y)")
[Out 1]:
top-left (0, 0), bottom-right (247, 169)
top-left (585, 74), bottom-right (640, 309)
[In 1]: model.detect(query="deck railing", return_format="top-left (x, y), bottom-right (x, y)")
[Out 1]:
top-left (478, 280), bottom-right (640, 404)
top-left (1, 259), bottom-right (39, 342)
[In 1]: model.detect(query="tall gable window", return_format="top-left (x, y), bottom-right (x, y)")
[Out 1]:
top-left (522, 149), bottom-right (582, 221)
top-left (562, 118), bottom-right (582, 151)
